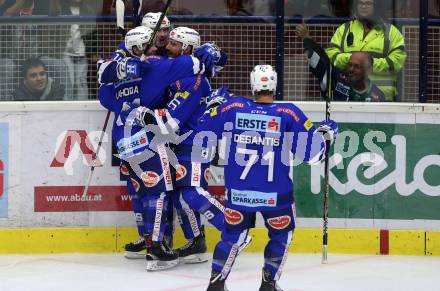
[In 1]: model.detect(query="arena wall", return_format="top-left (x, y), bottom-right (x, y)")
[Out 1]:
top-left (0, 101), bottom-right (439, 255)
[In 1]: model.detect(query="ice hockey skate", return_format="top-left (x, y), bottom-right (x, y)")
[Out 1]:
top-left (176, 235), bottom-right (208, 264)
top-left (258, 268), bottom-right (283, 291)
top-left (124, 237), bottom-right (146, 259)
top-left (146, 241), bottom-right (179, 271)
top-left (206, 271), bottom-right (228, 291)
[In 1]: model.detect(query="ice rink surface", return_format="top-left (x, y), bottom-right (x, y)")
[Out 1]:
top-left (1, 253), bottom-right (439, 291)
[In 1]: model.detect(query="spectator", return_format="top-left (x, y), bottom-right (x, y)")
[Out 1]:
top-left (0, 0), bottom-right (16, 15)
top-left (1, 0), bottom-right (32, 16)
top-left (61, 0), bottom-right (96, 100)
top-left (297, 22), bottom-right (384, 102)
top-left (13, 57), bottom-right (65, 101)
top-left (344, 52), bottom-right (384, 101)
top-left (325, 0), bottom-right (406, 101)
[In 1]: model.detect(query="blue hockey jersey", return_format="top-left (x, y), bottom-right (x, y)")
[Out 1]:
top-left (199, 97), bottom-right (326, 211)
top-left (98, 55), bottom-right (202, 159)
top-left (166, 75), bottom-right (212, 161)
top-left (111, 41), bottom-right (132, 61)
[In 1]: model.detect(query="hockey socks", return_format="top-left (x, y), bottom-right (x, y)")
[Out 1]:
top-left (263, 230), bottom-right (293, 282)
top-left (211, 229), bottom-right (249, 280)
top-left (181, 186), bottom-right (225, 231)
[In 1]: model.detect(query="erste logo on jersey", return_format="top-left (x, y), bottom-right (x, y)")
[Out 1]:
top-left (267, 215), bottom-right (291, 229)
top-left (141, 171), bottom-right (160, 187)
top-left (230, 189), bottom-right (277, 208)
top-left (116, 131), bottom-right (148, 158)
top-left (235, 113), bottom-right (281, 133)
top-left (225, 208), bottom-right (244, 225)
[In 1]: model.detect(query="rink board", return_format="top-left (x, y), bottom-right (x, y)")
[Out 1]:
top-left (0, 226), bottom-right (439, 256)
top-left (0, 101), bottom-right (439, 255)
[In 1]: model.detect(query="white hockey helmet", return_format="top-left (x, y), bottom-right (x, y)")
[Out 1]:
top-left (169, 26), bottom-right (201, 52)
top-left (125, 26), bottom-right (153, 56)
top-left (250, 64), bottom-right (277, 95)
top-left (142, 12), bottom-right (171, 30)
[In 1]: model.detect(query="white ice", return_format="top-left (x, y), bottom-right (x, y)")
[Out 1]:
top-left (1, 253), bottom-right (439, 291)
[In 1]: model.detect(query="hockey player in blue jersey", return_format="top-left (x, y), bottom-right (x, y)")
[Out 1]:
top-left (103, 11), bottom-right (171, 259)
top-left (121, 33), bottom-right (253, 263)
top-left (200, 65), bottom-right (338, 291)
top-left (108, 16), bottom-right (174, 259)
top-left (141, 12), bottom-right (171, 56)
top-left (98, 26), bottom-right (218, 271)
top-left (164, 30), bottom-right (226, 264)
top-left (99, 25), bottom-right (179, 260)
top-left (112, 12), bottom-right (171, 62)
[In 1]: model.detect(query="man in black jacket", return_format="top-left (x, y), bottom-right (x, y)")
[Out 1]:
top-left (13, 58), bottom-right (65, 101)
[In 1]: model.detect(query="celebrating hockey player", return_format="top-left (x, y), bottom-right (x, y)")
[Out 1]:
top-left (100, 25), bottom-right (176, 260)
top-left (200, 65), bottom-right (338, 290)
top-left (165, 29), bottom-right (226, 264)
top-left (112, 12), bottom-right (171, 63)
top-left (104, 11), bottom-right (172, 259)
top-left (142, 12), bottom-right (171, 56)
top-left (97, 26), bottom-right (219, 271)
top-left (120, 29), bottom-right (252, 264)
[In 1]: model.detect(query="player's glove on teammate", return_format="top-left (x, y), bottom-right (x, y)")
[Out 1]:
top-left (120, 102), bottom-right (156, 127)
top-left (316, 120), bottom-right (338, 145)
top-left (206, 86), bottom-right (231, 109)
top-left (195, 43), bottom-right (227, 78)
top-left (124, 57), bottom-right (151, 79)
top-left (120, 103), bottom-right (179, 136)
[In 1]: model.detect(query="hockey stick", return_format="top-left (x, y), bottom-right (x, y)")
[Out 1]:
top-left (303, 37), bottom-right (332, 263)
top-left (82, 0), bottom-right (174, 198)
top-left (81, 112), bottom-right (111, 198)
top-left (322, 65), bottom-right (332, 264)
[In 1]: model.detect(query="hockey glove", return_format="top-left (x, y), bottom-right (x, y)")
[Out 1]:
top-left (316, 120), bottom-right (338, 145)
top-left (206, 86), bottom-right (230, 109)
top-left (121, 103), bottom-right (180, 135)
top-left (124, 57), bottom-right (150, 79)
top-left (118, 26), bottom-right (126, 37)
top-left (194, 43), bottom-right (222, 77)
top-left (120, 103), bottom-right (155, 128)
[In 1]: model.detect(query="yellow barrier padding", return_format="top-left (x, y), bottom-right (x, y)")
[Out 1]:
top-left (0, 227), bottom-right (439, 256)
top-left (389, 230), bottom-right (425, 256)
top-left (290, 228), bottom-right (322, 253)
top-left (426, 231), bottom-right (440, 256)
top-left (327, 229), bottom-right (379, 254)
top-left (0, 227), bottom-right (117, 254)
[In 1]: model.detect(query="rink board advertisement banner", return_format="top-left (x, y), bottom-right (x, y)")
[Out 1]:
top-left (0, 123), bottom-right (8, 218)
top-left (294, 123), bottom-right (440, 220)
top-left (0, 103), bottom-right (439, 229)
top-left (34, 186), bottom-right (131, 212)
